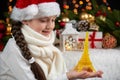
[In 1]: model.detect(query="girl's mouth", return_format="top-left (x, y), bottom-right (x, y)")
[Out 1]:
top-left (42, 31), bottom-right (51, 36)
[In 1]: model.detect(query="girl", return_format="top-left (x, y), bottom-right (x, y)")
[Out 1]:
top-left (0, 0), bottom-right (103, 80)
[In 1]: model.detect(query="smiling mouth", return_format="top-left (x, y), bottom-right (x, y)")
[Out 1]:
top-left (42, 31), bottom-right (51, 35)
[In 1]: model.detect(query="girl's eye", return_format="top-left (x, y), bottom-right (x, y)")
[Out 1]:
top-left (38, 17), bottom-right (56, 22)
top-left (52, 18), bottom-right (56, 22)
top-left (38, 18), bottom-right (48, 22)
top-left (52, 19), bottom-right (55, 22)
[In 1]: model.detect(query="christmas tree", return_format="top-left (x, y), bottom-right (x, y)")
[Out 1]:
top-left (56, 0), bottom-right (120, 47)
top-left (0, 0), bottom-right (13, 51)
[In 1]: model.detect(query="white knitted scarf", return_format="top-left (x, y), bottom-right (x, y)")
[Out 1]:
top-left (21, 25), bottom-right (67, 79)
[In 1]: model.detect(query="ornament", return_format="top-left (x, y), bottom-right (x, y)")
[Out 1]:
top-left (79, 12), bottom-right (95, 23)
top-left (115, 21), bottom-right (120, 27)
top-left (102, 33), bottom-right (117, 48)
top-left (95, 10), bottom-right (102, 17)
top-left (69, 20), bottom-right (77, 25)
top-left (73, 8), bottom-right (78, 14)
top-left (63, 4), bottom-right (69, 9)
top-left (76, 20), bottom-right (90, 31)
top-left (62, 17), bottom-right (70, 22)
top-left (95, 11), bottom-right (106, 21)
top-left (89, 22), bottom-right (99, 31)
top-left (0, 33), bottom-right (4, 40)
top-left (99, 15), bottom-right (106, 21)
top-left (0, 23), bottom-right (6, 32)
top-left (69, 20), bottom-right (77, 28)
top-left (59, 21), bottom-right (66, 27)
top-left (6, 24), bottom-right (12, 35)
top-left (79, 12), bottom-right (89, 20)
top-left (87, 14), bottom-right (95, 23)
top-left (95, 10), bottom-right (107, 17)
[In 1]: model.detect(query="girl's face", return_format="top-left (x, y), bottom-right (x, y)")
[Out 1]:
top-left (23, 16), bottom-right (56, 37)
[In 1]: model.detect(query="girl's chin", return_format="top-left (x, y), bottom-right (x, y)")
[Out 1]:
top-left (43, 34), bottom-right (50, 37)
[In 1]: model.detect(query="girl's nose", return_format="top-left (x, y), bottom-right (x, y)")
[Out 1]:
top-left (46, 21), bottom-right (53, 29)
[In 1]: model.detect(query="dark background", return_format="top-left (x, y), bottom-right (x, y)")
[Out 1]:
top-left (0, 0), bottom-right (16, 20)
top-left (0, 0), bottom-right (120, 20)
top-left (0, 0), bottom-right (8, 20)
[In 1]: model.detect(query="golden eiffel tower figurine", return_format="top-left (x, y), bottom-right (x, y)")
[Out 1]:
top-left (74, 32), bottom-right (96, 72)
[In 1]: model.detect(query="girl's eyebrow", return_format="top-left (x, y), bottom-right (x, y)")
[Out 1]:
top-left (41, 16), bottom-right (57, 19)
top-left (39, 17), bottom-right (48, 19)
top-left (38, 16), bottom-right (57, 21)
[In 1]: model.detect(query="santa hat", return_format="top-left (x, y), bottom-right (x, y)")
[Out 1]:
top-left (10, 0), bottom-right (60, 21)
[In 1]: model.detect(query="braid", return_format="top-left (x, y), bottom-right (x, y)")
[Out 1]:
top-left (11, 21), bottom-right (46, 80)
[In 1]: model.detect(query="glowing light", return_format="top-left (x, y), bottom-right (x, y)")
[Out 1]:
top-left (9, 6), bottom-right (12, 12)
top-left (73, 8), bottom-right (78, 14)
top-left (86, 0), bottom-right (90, 2)
top-left (63, 4), bottom-right (69, 9)
top-left (9, 0), bottom-right (13, 2)
top-left (108, 7), bottom-right (111, 10)
top-left (88, 2), bottom-right (92, 6)
top-left (62, 17), bottom-right (70, 22)
top-left (72, 0), bottom-right (76, 4)
top-left (79, 1), bottom-right (83, 5)
top-left (103, 0), bottom-right (107, 3)
top-left (86, 6), bottom-right (92, 10)
top-left (75, 4), bottom-right (79, 8)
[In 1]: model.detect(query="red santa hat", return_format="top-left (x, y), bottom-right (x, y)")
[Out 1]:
top-left (10, 0), bottom-right (60, 21)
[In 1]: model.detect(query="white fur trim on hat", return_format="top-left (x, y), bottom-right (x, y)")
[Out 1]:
top-left (10, 2), bottom-right (60, 21)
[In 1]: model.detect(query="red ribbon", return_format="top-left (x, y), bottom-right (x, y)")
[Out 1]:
top-left (78, 31), bottom-right (102, 48)
top-left (90, 31), bottom-right (96, 48)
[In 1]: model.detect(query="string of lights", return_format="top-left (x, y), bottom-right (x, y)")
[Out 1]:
top-left (62, 0), bottom-right (111, 14)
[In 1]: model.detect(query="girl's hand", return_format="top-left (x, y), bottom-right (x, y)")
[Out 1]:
top-left (67, 68), bottom-right (103, 80)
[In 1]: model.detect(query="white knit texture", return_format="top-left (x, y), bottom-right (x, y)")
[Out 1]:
top-left (10, 2), bottom-right (60, 21)
top-left (21, 25), bottom-right (67, 79)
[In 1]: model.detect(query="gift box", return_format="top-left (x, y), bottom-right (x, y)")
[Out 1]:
top-left (60, 23), bottom-right (103, 52)
top-left (78, 31), bottom-right (103, 49)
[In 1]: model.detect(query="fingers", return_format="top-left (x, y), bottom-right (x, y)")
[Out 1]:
top-left (96, 71), bottom-right (103, 77)
top-left (67, 69), bottom-right (103, 79)
top-left (88, 70), bottom-right (103, 78)
top-left (81, 67), bottom-right (103, 78)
